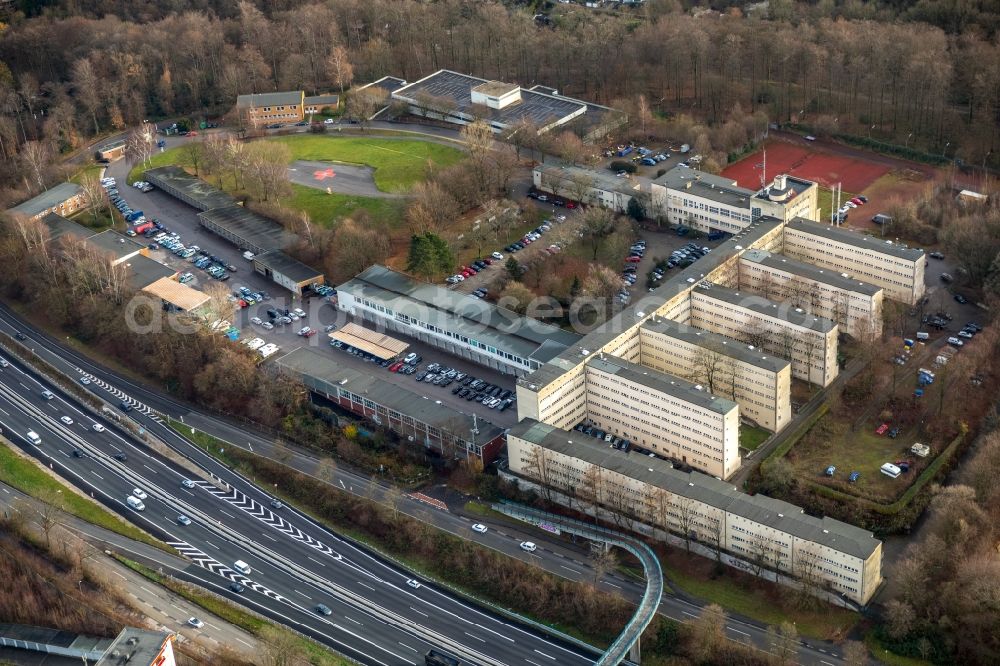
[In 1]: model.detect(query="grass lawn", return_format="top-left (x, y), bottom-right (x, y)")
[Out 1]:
top-left (739, 425), bottom-right (770, 452)
top-left (268, 135), bottom-right (465, 192)
top-left (0, 438), bottom-right (166, 550)
top-left (785, 412), bottom-right (926, 502)
top-left (70, 163), bottom-right (105, 185)
top-left (284, 184), bottom-right (406, 229)
top-left (864, 633), bottom-right (932, 666)
top-left (817, 185), bottom-right (859, 222)
top-left (127, 148), bottom-right (189, 184)
top-left (659, 551), bottom-right (858, 640)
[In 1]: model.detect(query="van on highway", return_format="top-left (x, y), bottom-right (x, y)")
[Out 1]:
top-left (126, 495), bottom-right (145, 511)
top-left (26, 430), bottom-right (41, 446)
top-left (233, 560), bottom-right (251, 575)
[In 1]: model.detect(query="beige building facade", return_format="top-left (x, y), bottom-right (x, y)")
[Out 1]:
top-left (638, 317), bottom-right (792, 432)
top-left (782, 217), bottom-right (925, 305)
top-left (507, 419), bottom-right (884, 606)
top-left (585, 355), bottom-right (740, 479)
top-left (739, 248), bottom-right (884, 338)
top-left (689, 287), bottom-right (839, 388)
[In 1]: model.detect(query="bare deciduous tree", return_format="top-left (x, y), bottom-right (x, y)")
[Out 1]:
top-left (326, 44), bottom-right (354, 95)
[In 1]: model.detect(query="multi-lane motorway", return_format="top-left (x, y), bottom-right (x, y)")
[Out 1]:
top-left (0, 339), bottom-right (599, 665)
top-left (0, 303), bottom-right (852, 666)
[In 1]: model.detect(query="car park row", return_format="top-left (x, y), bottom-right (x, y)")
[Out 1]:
top-left (445, 215), bottom-right (568, 286)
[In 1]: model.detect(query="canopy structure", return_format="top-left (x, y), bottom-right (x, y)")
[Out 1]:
top-left (328, 322), bottom-right (409, 360)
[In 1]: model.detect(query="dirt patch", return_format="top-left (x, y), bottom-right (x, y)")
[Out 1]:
top-left (722, 139), bottom-right (890, 192)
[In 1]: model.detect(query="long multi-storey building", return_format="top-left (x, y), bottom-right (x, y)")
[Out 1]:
top-left (689, 286), bottom-right (839, 388)
top-left (584, 355), bottom-right (740, 479)
top-left (506, 418), bottom-right (883, 606)
top-left (782, 217), bottom-right (925, 305)
top-left (638, 317), bottom-right (792, 432)
top-left (739, 248), bottom-right (883, 338)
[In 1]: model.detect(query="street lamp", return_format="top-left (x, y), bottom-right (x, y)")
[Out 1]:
top-left (868, 124), bottom-right (876, 139)
top-left (943, 142), bottom-right (950, 157)
top-left (905, 132), bottom-right (913, 148)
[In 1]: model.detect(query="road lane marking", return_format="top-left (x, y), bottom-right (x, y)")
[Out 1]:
top-left (294, 589), bottom-right (311, 599)
top-left (345, 615), bottom-right (362, 625)
top-left (526, 661), bottom-right (544, 666)
top-left (398, 642), bottom-right (418, 652)
top-left (307, 555), bottom-right (325, 566)
top-left (204, 541), bottom-right (220, 550)
top-left (92, 471), bottom-right (104, 480)
top-left (408, 606), bottom-right (427, 617)
top-left (533, 650), bottom-right (556, 660)
top-left (604, 581), bottom-right (621, 588)
top-left (219, 509), bottom-right (236, 519)
top-left (236, 638), bottom-right (253, 648)
top-left (143, 464), bottom-right (156, 473)
top-left (682, 610), bottom-right (697, 618)
top-left (356, 581), bottom-right (376, 592)
top-left (261, 532), bottom-right (278, 542)
top-left (474, 623), bottom-right (515, 642)
top-left (560, 565), bottom-right (580, 574)
top-left (728, 626), bottom-right (751, 637)
top-left (463, 632), bottom-right (485, 642)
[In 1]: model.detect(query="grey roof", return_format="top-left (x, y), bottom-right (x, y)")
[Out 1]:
top-left (587, 355), bottom-right (738, 415)
top-left (41, 212), bottom-right (91, 242)
top-left (741, 249), bottom-right (882, 296)
top-left (197, 205), bottom-right (293, 252)
top-left (95, 628), bottom-right (172, 666)
top-left (7, 182), bottom-right (83, 218)
top-left (304, 94), bottom-right (340, 106)
top-left (654, 167), bottom-right (755, 209)
top-left (640, 317), bottom-right (791, 373)
top-left (535, 164), bottom-right (641, 198)
top-left (786, 217), bottom-right (925, 261)
top-left (0, 624), bottom-right (113, 655)
top-left (275, 347), bottom-right (504, 444)
top-left (510, 419), bottom-right (882, 561)
top-left (236, 91), bottom-right (303, 108)
top-left (393, 69), bottom-right (586, 129)
top-left (125, 253), bottom-right (177, 290)
top-left (86, 230), bottom-right (145, 260)
top-left (359, 76), bottom-right (408, 94)
top-left (519, 217), bottom-right (785, 392)
top-left (338, 266), bottom-right (580, 363)
top-left (143, 166), bottom-right (235, 212)
top-left (754, 175), bottom-right (814, 201)
top-left (693, 285), bottom-right (837, 333)
top-left (253, 250), bottom-right (323, 284)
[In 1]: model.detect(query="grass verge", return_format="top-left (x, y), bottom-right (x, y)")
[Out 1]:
top-left (114, 555), bottom-right (354, 666)
top-left (817, 186), bottom-right (859, 222)
top-left (0, 438), bottom-right (166, 550)
top-left (864, 632), bottom-right (932, 666)
top-left (739, 425), bottom-right (770, 452)
top-left (269, 135), bottom-right (465, 192)
top-left (284, 183), bottom-right (405, 228)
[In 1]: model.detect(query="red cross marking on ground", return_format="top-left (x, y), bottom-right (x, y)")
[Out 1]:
top-left (313, 167), bottom-right (336, 180)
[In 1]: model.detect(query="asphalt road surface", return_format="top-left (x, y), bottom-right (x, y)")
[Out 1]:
top-left (287, 160), bottom-right (405, 198)
top-left (0, 345), bottom-right (600, 666)
top-left (0, 304), bottom-right (851, 665)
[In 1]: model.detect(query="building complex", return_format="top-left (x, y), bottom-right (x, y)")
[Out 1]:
top-left (506, 419), bottom-right (883, 606)
top-left (236, 90), bottom-right (340, 125)
top-left (6, 182), bottom-right (87, 221)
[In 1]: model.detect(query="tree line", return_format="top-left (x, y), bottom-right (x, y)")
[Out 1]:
top-left (2, 0), bottom-right (1000, 202)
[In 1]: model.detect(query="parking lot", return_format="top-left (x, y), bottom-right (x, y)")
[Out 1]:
top-left (597, 141), bottom-right (693, 178)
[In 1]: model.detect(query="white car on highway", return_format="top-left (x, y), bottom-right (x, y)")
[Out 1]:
top-left (92, 423), bottom-right (105, 433)
top-left (132, 488), bottom-right (148, 500)
top-left (520, 541), bottom-right (537, 553)
top-left (60, 416), bottom-right (73, 425)
top-left (471, 523), bottom-right (488, 534)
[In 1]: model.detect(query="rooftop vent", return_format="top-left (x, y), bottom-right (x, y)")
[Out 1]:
top-left (581, 349), bottom-right (590, 356)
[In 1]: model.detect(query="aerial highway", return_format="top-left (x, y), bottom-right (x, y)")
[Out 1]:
top-left (0, 349), bottom-right (600, 666)
top-left (0, 304), bottom-right (849, 666)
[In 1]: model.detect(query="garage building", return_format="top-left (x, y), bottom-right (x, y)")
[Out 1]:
top-left (142, 277), bottom-right (210, 313)
top-left (328, 322), bottom-right (408, 360)
top-left (143, 166), bottom-right (235, 211)
top-left (252, 249), bottom-right (324, 296)
top-left (196, 205), bottom-right (294, 256)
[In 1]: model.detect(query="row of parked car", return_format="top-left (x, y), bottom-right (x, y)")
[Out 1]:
top-left (156, 234), bottom-right (235, 282)
top-left (527, 191), bottom-right (578, 208)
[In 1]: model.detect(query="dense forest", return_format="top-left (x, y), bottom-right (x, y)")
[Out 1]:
top-left (0, 0), bottom-right (999, 199)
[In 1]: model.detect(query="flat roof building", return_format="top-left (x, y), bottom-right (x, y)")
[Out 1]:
top-left (639, 317), bottom-right (792, 432)
top-left (144, 166), bottom-right (236, 212)
top-left (532, 164), bottom-right (641, 213)
top-left (125, 253), bottom-right (178, 290)
top-left (6, 182), bottom-right (87, 221)
top-left (506, 419), bottom-right (883, 606)
top-left (337, 265), bottom-right (581, 375)
top-left (252, 250), bottom-right (324, 296)
top-left (0, 624), bottom-right (176, 666)
top-left (782, 218), bottom-right (925, 305)
top-left (276, 347), bottom-right (505, 463)
top-left (739, 248), bottom-right (883, 338)
top-left (86, 229), bottom-right (147, 265)
top-left (142, 277), bottom-right (210, 312)
top-left (41, 211), bottom-right (92, 242)
top-left (196, 205), bottom-right (294, 256)
top-left (392, 69), bottom-right (623, 137)
top-left (585, 355), bottom-right (741, 478)
top-left (690, 286), bottom-right (839, 388)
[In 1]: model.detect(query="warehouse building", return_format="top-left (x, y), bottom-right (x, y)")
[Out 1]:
top-left (336, 265), bottom-right (581, 375)
top-left (252, 250), bottom-right (324, 296)
top-left (739, 248), bottom-right (883, 338)
top-left (690, 286), bottom-right (839, 388)
top-left (125, 254), bottom-right (178, 290)
top-left (196, 206), bottom-right (294, 256)
top-left (506, 418), bottom-right (883, 606)
top-left (6, 182), bottom-right (87, 221)
top-left (86, 229), bottom-right (148, 266)
top-left (638, 317), bottom-right (792, 432)
top-left (144, 166), bottom-right (236, 212)
top-left (276, 348), bottom-right (505, 464)
top-left (782, 217), bottom-right (925, 305)
top-left (142, 277), bottom-right (210, 313)
top-left (584, 355), bottom-right (740, 479)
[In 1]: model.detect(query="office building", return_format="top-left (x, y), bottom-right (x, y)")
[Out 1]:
top-left (506, 419), bottom-right (884, 606)
top-left (782, 217), bottom-right (925, 305)
top-left (532, 164), bottom-right (641, 212)
top-left (638, 317), bottom-right (792, 432)
top-left (739, 248), bottom-right (883, 338)
top-left (277, 348), bottom-right (505, 463)
top-left (690, 286), bottom-right (839, 388)
top-left (584, 355), bottom-right (740, 479)
top-left (336, 265), bottom-right (581, 375)
top-left (236, 90), bottom-right (340, 125)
